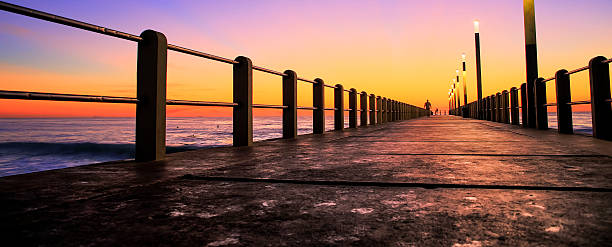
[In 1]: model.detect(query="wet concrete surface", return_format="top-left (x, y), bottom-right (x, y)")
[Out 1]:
top-left (1, 116), bottom-right (612, 246)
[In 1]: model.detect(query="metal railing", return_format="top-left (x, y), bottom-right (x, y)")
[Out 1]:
top-left (451, 56), bottom-right (611, 141)
top-left (0, 1), bottom-right (429, 161)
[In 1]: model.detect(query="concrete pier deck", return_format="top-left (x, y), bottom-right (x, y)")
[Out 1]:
top-left (1, 116), bottom-right (612, 246)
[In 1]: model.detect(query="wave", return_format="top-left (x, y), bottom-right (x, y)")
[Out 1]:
top-left (0, 142), bottom-right (216, 157)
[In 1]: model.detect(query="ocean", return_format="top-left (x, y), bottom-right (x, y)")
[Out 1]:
top-left (0, 112), bottom-right (594, 177)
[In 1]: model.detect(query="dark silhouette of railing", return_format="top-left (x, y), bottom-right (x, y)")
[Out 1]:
top-left (452, 56), bottom-right (612, 141)
top-left (0, 1), bottom-right (429, 161)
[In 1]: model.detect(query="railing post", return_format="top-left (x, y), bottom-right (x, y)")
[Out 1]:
top-left (555, 69), bottom-right (572, 134)
top-left (392, 100), bottom-right (396, 120)
top-left (360, 91), bottom-right (368, 126)
top-left (489, 94), bottom-right (494, 121)
top-left (388, 98), bottom-right (392, 121)
top-left (500, 92), bottom-right (505, 123)
top-left (387, 99), bottom-right (392, 122)
top-left (473, 103), bottom-right (476, 118)
top-left (377, 96), bottom-right (382, 123)
top-left (491, 95), bottom-right (496, 121)
top-left (503, 90), bottom-right (510, 124)
top-left (136, 30), bottom-right (167, 162)
top-left (233, 56), bottom-right (253, 146)
top-left (407, 105), bottom-right (411, 119)
top-left (396, 101), bottom-right (400, 120)
top-left (485, 96), bottom-right (490, 121)
top-left (391, 100), bottom-right (395, 121)
top-left (520, 83), bottom-right (528, 127)
top-left (282, 70), bottom-right (297, 139)
top-left (589, 56), bottom-right (612, 140)
top-left (534, 77), bottom-right (548, 130)
top-left (388, 100), bottom-right (392, 121)
top-left (369, 94), bottom-right (376, 125)
top-left (334, 84), bottom-right (344, 130)
top-left (491, 94), bottom-right (497, 122)
top-left (482, 96), bottom-right (491, 121)
top-left (496, 93), bottom-right (501, 122)
top-left (391, 100), bottom-right (396, 121)
top-left (397, 102), bottom-right (401, 120)
top-left (386, 98), bottom-right (393, 123)
top-left (388, 100), bottom-right (393, 121)
top-left (313, 78), bottom-right (325, 134)
top-left (510, 87), bottom-right (519, 125)
top-left (381, 97), bottom-right (387, 123)
top-left (349, 88), bottom-right (357, 128)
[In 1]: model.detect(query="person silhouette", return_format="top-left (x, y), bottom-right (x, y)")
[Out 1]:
top-left (424, 100), bottom-right (432, 116)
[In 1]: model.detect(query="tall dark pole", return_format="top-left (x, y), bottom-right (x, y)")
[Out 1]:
top-left (524, 0), bottom-right (538, 128)
top-left (456, 70), bottom-right (462, 117)
top-left (474, 20), bottom-right (483, 119)
top-left (454, 80), bottom-right (459, 112)
top-left (462, 54), bottom-right (468, 106)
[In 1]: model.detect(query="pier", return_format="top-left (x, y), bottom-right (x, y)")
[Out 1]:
top-left (1, 1), bottom-right (612, 246)
top-left (2, 116), bottom-right (612, 245)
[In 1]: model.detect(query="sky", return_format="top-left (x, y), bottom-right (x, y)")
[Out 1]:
top-left (0, 0), bottom-right (611, 117)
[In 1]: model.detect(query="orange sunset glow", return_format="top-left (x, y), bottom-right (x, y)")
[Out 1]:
top-left (1, 0), bottom-right (611, 117)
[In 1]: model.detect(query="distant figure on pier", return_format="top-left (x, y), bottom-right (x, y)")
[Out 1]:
top-left (435, 108), bottom-right (439, 115)
top-left (424, 100), bottom-right (431, 116)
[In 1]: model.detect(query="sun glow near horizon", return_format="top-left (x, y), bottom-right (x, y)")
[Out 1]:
top-left (0, 0), bottom-right (611, 117)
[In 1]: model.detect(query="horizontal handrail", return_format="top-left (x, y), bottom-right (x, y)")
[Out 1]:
top-left (0, 1), bottom-right (142, 42)
top-left (0, 1), bottom-right (304, 81)
top-left (0, 90), bottom-right (138, 104)
top-left (297, 106), bottom-right (317, 110)
top-left (167, 99), bottom-right (237, 107)
top-left (297, 77), bottom-right (315, 84)
top-left (544, 100), bottom-right (600, 107)
top-left (566, 65), bottom-right (589, 75)
top-left (252, 104), bottom-right (287, 109)
top-left (323, 84), bottom-right (337, 89)
top-left (567, 100), bottom-right (591, 105)
top-left (167, 45), bottom-right (237, 64)
top-left (533, 60), bottom-right (611, 84)
top-left (252, 66), bottom-right (287, 77)
top-left (324, 108), bottom-right (337, 111)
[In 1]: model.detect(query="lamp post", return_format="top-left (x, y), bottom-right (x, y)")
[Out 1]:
top-left (456, 69), bottom-right (463, 117)
top-left (448, 88), bottom-right (453, 115)
top-left (523, 0), bottom-right (538, 128)
top-left (453, 79), bottom-right (458, 115)
top-left (462, 53), bottom-right (468, 107)
top-left (474, 20), bottom-right (483, 119)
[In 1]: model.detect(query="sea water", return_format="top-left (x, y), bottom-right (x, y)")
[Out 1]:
top-left (0, 112), bottom-right (594, 177)
top-left (0, 116), bottom-right (343, 177)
